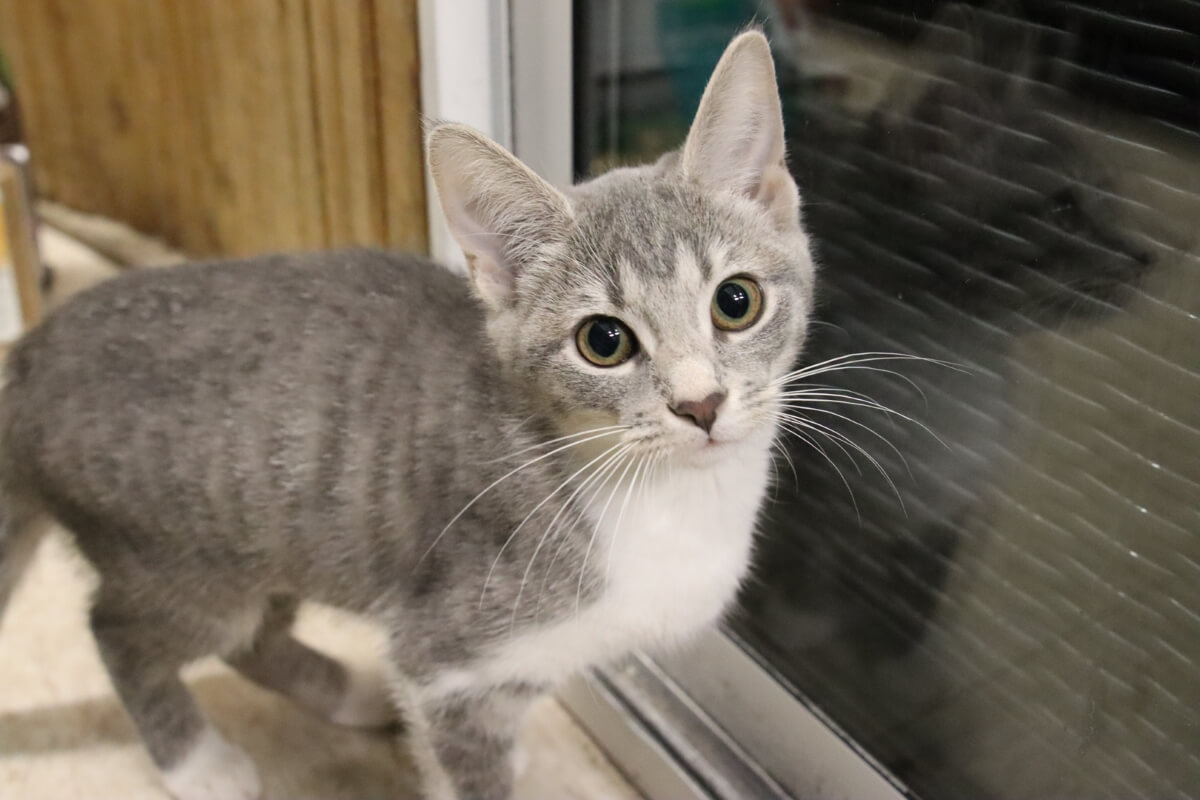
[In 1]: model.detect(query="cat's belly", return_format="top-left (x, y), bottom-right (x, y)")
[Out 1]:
top-left (427, 443), bottom-right (771, 697)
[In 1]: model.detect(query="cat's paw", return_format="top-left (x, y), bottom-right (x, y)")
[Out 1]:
top-left (330, 667), bottom-right (396, 729)
top-left (162, 726), bottom-right (262, 800)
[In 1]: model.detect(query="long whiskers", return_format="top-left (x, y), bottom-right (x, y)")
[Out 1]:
top-left (503, 440), bottom-right (635, 629)
top-left (532, 442), bottom-right (634, 623)
top-left (415, 426), bottom-right (628, 570)
top-left (770, 352), bottom-right (967, 408)
top-left (780, 402), bottom-right (913, 477)
top-left (602, 448), bottom-right (658, 590)
top-left (777, 411), bottom-right (906, 515)
top-left (575, 450), bottom-right (639, 615)
top-left (479, 424), bottom-right (630, 464)
top-left (771, 412), bottom-right (862, 475)
top-left (771, 351), bottom-right (966, 385)
top-left (759, 350), bottom-right (965, 520)
top-left (768, 412), bottom-right (861, 522)
top-left (481, 438), bottom-right (632, 608)
top-left (777, 389), bottom-right (947, 448)
top-left (769, 438), bottom-right (799, 495)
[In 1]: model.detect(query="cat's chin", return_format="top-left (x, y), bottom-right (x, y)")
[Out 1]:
top-left (672, 432), bottom-right (766, 469)
top-left (674, 440), bottom-right (726, 468)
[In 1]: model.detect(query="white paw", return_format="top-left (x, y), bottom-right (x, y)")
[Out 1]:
top-left (330, 667), bottom-right (395, 729)
top-left (162, 726), bottom-right (262, 800)
top-left (512, 742), bottom-right (531, 779)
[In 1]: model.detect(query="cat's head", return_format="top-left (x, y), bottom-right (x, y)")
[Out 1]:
top-left (429, 32), bottom-right (814, 466)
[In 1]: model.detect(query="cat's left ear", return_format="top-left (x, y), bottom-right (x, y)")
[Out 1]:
top-left (428, 123), bottom-right (573, 311)
top-left (681, 31), bottom-right (800, 233)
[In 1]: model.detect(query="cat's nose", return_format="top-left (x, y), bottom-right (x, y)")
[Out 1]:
top-left (669, 391), bottom-right (726, 434)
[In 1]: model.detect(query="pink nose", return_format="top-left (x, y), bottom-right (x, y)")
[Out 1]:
top-left (669, 391), bottom-right (726, 434)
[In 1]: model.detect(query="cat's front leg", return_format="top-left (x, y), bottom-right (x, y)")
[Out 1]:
top-left (397, 678), bottom-right (538, 800)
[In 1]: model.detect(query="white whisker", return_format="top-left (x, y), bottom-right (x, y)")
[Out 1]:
top-left (602, 451), bottom-right (649, 589)
top-left (778, 412), bottom-right (907, 515)
top-left (771, 414), bottom-right (860, 523)
top-left (575, 452), bottom-right (637, 616)
top-left (778, 391), bottom-right (948, 448)
top-left (415, 427), bottom-right (628, 569)
top-left (796, 364), bottom-right (929, 404)
top-left (509, 441), bottom-right (634, 631)
top-left (771, 351), bottom-right (965, 386)
top-left (480, 424), bottom-right (630, 464)
top-left (772, 414), bottom-right (862, 476)
top-left (781, 402), bottom-right (912, 478)
top-left (645, 449), bottom-right (667, 501)
top-left (535, 444), bottom-right (632, 621)
top-left (482, 438), bottom-right (631, 609)
top-left (770, 352), bottom-right (967, 409)
top-left (770, 439), bottom-right (799, 495)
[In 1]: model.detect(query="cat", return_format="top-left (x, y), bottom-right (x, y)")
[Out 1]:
top-left (0, 31), bottom-right (814, 800)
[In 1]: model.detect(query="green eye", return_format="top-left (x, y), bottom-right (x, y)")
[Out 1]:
top-left (576, 316), bottom-right (637, 367)
top-left (712, 276), bottom-right (764, 331)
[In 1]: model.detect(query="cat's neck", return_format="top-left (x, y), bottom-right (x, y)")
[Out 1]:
top-left (586, 429), bottom-right (775, 562)
top-left (575, 429), bottom-right (774, 647)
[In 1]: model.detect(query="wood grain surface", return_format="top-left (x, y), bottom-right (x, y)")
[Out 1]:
top-left (0, 0), bottom-right (427, 257)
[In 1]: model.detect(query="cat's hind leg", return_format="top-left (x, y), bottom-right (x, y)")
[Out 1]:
top-left (226, 594), bottom-right (395, 729)
top-left (89, 590), bottom-right (262, 800)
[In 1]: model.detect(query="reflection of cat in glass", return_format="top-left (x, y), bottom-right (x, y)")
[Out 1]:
top-left (741, 5), bottom-right (1150, 772)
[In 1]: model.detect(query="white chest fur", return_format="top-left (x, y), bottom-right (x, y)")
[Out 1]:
top-left (429, 440), bottom-right (772, 698)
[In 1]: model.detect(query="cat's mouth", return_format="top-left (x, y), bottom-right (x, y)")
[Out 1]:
top-left (672, 426), bottom-right (759, 465)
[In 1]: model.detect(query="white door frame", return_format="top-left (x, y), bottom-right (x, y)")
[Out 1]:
top-left (417, 0), bottom-right (573, 265)
top-left (417, 0), bottom-right (512, 266)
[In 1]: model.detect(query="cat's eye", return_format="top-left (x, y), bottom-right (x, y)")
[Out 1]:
top-left (576, 316), bottom-right (637, 367)
top-left (712, 276), bottom-right (764, 331)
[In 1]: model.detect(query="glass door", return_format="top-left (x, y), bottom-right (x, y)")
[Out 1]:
top-left (566, 2), bottom-right (1200, 799)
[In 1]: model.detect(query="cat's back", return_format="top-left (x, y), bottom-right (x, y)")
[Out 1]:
top-left (18, 247), bottom-right (467, 355)
top-left (0, 249), bottom-right (485, 504)
top-left (6, 248), bottom-right (475, 398)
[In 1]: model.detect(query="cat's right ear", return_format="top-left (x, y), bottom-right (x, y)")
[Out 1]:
top-left (680, 31), bottom-right (799, 234)
top-left (427, 124), bottom-right (573, 311)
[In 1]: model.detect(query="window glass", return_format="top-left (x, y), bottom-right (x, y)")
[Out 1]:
top-left (575, 2), bottom-right (1200, 798)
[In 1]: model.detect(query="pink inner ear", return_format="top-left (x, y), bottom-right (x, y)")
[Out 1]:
top-left (464, 233), bottom-right (517, 307)
top-left (754, 167), bottom-right (781, 204)
top-left (754, 164), bottom-right (802, 233)
top-left (441, 181), bottom-right (518, 306)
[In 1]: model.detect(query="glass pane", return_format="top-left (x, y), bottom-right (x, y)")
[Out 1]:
top-left (575, 2), bottom-right (1200, 799)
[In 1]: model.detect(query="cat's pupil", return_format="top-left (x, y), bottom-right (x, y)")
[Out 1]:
top-left (588, 319), bottom-right (623, 358)
top-left (717, 282), bottom-right (751, 319)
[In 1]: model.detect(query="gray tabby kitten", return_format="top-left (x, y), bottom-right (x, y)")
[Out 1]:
top-left (0, 32), bottom-right (813, 800)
